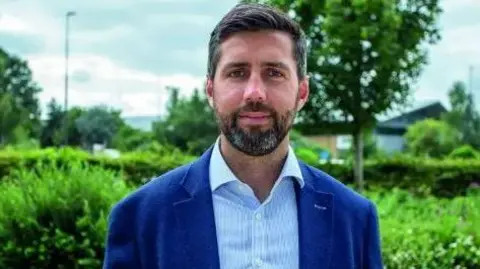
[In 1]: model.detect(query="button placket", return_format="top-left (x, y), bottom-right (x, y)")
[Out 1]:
top-left (252, 207), bottom-right (266, 268)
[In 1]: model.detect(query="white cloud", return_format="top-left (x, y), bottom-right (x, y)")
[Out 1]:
top-left (27, 54), bottom-right (204, 117)
top-left (0, 13), bottom-right (35, 34)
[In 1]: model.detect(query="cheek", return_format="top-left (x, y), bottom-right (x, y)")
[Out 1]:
top-left (270, 92), bottom-right (298, 112)
top-left (213, 88), bottom-right (243, 112)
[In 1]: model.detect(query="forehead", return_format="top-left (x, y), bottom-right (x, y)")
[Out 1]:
top-left (217, 30), bottom-right (296, 68)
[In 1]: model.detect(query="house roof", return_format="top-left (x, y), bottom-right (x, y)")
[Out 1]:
top-left (377, 100), bottom-right (447, 130)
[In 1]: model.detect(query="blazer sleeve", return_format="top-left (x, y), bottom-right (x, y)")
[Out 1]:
top-left (103, 200), bottom-right (140, 269)
top-left (363, 201), bottom-right (384, 269)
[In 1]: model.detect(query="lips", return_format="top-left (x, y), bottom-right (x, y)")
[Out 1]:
top-left (238, 112), bottom-right (271, 118)
top-left (237, 112), bottom-right (271, 126)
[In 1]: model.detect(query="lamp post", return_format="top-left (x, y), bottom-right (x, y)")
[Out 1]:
top-left (64, 11), bottom-right (76, 146)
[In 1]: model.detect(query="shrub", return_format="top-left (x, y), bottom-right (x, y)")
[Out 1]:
top-left (0, 161), bottom-right (133, 268)
top-left (294, 147), bottom-right (319, 165)
top-left (368, 188), bottom-right (480, 268)
top-left (0, 163), bottom-right (478, 268)
top-left (0, 147), bottom-right (196, 186)
top-left (1, 147), bottom-right (480, 197)
top-left (404, 119), bottom-right (461, 158)
top-left (449, 145), bottom-right (480, 160)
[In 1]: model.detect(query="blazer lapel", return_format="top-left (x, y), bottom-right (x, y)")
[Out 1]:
top-left (296, 163), bottom-right (334, 269)
top-left (173, 147), bottom-right (220, 269)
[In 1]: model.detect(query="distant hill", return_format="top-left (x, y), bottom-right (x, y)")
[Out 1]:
top-left (123, 115), bottom-right (161, 131)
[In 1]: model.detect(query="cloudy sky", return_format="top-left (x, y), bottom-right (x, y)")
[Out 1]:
top-left (1, 0), bottom-right (479, 117)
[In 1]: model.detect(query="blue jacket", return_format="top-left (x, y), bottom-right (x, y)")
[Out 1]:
top-left (103, 147), bottom-right (384, 269)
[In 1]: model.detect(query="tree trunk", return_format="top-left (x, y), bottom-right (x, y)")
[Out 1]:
top-left (353, 128), bottom-right (364, 192)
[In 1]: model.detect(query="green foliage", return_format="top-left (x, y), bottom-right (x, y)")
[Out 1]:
top-left (39, 98), bottom-right (66, 147)
top-left (404, 119), bottom-right (461, 158)
top-left (0, 160), bottom-right (478, 267)
top-left (1, 148), bottom-right (479, 198)
top-left (449, 145), bottom-right (480, 160)
top-left (152, 86), bottom-right (218, 155)
top-left (0, 147), bottom-right (196, 186)
top-left (111, 124), bottom-right (154, 152)
top-left (75, 105), bottom-right (124, 149)
top-left (0, 48), bottom-right (42, 142)
top-left (442, 81), bottom-right (480, 149)
top-left (294, 147), bottom-right (319, 165)
top-left (368, 188), bottom-right (480, 268)
top-left (0, 161), bottom-right (133, 268)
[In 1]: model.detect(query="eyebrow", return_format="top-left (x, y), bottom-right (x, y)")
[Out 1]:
top-left (222, 61), bottom-right (290, 70)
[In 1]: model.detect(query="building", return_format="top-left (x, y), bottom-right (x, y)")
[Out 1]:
top-left (374, 101), bottom-right (447, 153)
top-left (305, 100), bottom-right (448, 157)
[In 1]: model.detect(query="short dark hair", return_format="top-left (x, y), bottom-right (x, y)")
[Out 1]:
top-left (207, 3), bottom-right (307, 80)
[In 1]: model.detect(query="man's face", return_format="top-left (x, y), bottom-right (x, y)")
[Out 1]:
top-left (206, 30), bottom-right (309, 156)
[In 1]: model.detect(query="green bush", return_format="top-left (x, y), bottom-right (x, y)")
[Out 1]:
top-left (1, 147), bottom-right (480, 197)
top-left (404, 119), bottom-right (461, 158)
top-left (294, 147), bottom-right (319, 165)
top-left (449, 145), bottom-right (480, 160)
top-left (0, 162), bottom-right (478, 268)
top-left (0, 161), bottom-right (133, 268)
top-left (368, 188), bottom-right (480, 268)
top-left (0, 147), bottom-right (196, 186)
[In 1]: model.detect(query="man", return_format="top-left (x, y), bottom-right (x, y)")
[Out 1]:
top-left (103, 3), bottom-right (383, 269)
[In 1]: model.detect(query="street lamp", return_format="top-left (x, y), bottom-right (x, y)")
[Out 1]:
top-left (64, 11), bottom-right (76, 146)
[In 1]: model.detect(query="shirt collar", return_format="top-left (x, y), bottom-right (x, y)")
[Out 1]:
top-left (209, 137), bottom-right (305, 192)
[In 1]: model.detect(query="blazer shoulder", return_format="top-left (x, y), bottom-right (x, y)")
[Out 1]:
top-left (109, 162), bottom-right (193, 218)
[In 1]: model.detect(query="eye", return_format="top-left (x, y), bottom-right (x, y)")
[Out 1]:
top-left (228, 69), bottom-right (246, 78)
top-left (267, 68), bottom-right (284, 78)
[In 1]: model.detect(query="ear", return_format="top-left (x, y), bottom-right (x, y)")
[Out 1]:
top-left (296, 75), bottom-right (310, 111)
top-left (205, 77), bottom-right (214, 108)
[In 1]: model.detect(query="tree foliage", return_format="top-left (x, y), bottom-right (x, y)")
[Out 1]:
top-left (152, 86), bottom-right (218, 155)
top-left (442, 81), bottom-right (480, 149)
top-left (111, 124), bottom-right (153, 152)
top-left (245, 0), bottom-right (442, 190)
top-left (0, 48), bottom-right (42, 144)
top-left (75, 105), bottom-right (124, 149)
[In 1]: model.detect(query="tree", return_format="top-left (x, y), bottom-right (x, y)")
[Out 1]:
top-left (442, 81), bottom-right (480, 149)
top-left (404, 119), bottom-right (460, 158)
top-left (152, 86), bottom-right (218, 155)
top-left (245, 0), bottom-right (442, 191)
top-left (0, 48), bottom-right (42, 139)
top-left (75, 105), bottom-right (124, 149)
top-left (40, 98), bottom-right (64, 147)
top-left (39, 99), bottom-right (86, 148)
top-left (111, 124), bottom-right (154, 152)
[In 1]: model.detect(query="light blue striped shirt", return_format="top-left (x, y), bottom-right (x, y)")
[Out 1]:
top-left (209, 138), bottom-right (305, 269)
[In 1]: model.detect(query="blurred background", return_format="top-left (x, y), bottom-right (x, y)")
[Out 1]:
top-left (0, 0), bottom-right (479, 268)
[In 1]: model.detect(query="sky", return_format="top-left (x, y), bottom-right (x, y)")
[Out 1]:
top-left (0, 0), bottom-right (479, 118)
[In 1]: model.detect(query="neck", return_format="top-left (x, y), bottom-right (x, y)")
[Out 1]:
top-left (218, 134), bottom-right (290, 201)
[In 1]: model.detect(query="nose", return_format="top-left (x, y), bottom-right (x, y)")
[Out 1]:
top-left (243, 74), bottom-right (266, 103)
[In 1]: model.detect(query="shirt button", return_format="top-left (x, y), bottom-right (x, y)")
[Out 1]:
top-left (255, 212), bottom-right (262, 220)
top-left (254, 258), bottom-right (263, 267)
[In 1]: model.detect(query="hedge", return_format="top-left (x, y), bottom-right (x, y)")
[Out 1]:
top-left (0, 148), bottom-right (479, 197)
top-left (0, 162), bottom-right (478, 268)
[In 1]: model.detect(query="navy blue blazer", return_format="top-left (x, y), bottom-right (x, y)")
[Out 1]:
top-left (103, 147), bottom-right (384, 269)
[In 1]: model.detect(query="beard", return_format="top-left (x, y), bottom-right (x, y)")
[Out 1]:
top-left (214, 101), bottom-right (297, 156)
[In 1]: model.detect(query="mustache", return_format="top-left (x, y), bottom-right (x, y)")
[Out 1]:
top-left (237, 102), bottom-right (274, 114)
